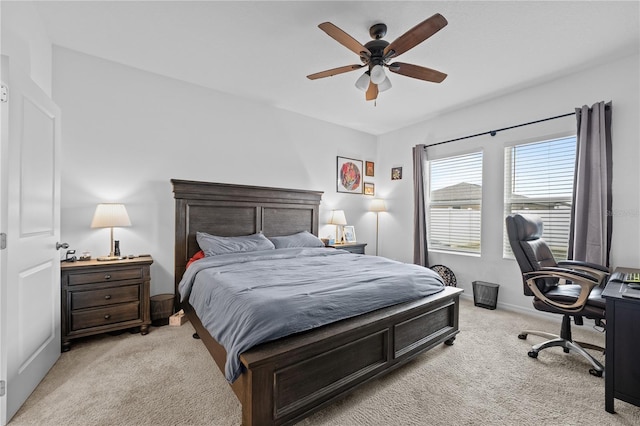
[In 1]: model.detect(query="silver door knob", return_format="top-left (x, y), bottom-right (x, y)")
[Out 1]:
top-left (56, 242), bottom-right (69, 250)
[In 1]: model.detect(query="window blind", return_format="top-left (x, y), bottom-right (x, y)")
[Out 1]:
top-left (504, 136), bottom-right (576, 260)
top-left (428, 151), bottom-right (483, 254)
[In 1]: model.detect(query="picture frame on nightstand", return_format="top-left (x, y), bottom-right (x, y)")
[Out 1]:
top-left (344, 226), bottom-right (357, 243)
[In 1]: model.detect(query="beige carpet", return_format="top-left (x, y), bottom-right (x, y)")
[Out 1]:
top-left (9, 298), bottom-right (639, 425)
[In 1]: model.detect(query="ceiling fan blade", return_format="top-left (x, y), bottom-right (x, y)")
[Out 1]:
top-left (318, 22), bottom-right (371, 57)
top-left (365, 81), bottom-right (378, 101)
top-left (383, 13), bottom-right (448, 59)
top-left (388, 62), bottom-right (447, 83)
top-left (307, 64), bottom-right (364, 80)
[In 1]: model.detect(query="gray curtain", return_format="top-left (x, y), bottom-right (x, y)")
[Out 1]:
top-left (568, 101), bottom-right (612, 266)
top-left (413, 144), bottom-right (429, 266)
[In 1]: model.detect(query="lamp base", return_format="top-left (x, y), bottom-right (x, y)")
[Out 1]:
top-left (96, 255), bottom-right (125, 261)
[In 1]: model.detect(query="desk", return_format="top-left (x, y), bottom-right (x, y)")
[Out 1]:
top-left (601, 267), bottom-right (640, 413)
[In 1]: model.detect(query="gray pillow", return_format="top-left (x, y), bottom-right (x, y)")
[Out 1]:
top-left (196, 232), bottom-right (275, 256)
top-left (269, 231), bottom-right (325, 249)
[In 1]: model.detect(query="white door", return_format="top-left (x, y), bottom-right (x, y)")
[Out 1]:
top-left (0, 55), bottom-right (62, 424)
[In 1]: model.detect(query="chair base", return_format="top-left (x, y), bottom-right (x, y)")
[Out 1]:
top-left (518, 329), bottom-right (605, 377)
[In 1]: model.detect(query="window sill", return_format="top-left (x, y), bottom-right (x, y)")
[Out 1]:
top-left (429, 249), bottom-right (481, 258)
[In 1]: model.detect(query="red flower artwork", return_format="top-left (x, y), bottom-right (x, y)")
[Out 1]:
top-left (340, 162), bottom-right (361, 191)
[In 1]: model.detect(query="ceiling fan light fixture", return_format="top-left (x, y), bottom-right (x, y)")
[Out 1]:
top-left (355, 71), bottom-right (370, 91)
top-left (378, 76), bottom-right (392, 92)
top-left (370, 64), bottom-right (386, 85)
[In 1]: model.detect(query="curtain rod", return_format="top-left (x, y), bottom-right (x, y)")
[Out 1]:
top-left (425, 111), bottom-right (578, 148)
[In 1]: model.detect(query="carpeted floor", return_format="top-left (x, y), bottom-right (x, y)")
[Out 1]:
top-left (9, 298), bottom-right (639, 425)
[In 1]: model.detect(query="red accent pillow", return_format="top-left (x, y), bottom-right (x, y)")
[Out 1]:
top-left (186, 250), bottom-right (205, 269)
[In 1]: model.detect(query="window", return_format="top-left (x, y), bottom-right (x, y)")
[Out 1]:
top-left (428, 151), bottom-right (483, 254)
top-left (504, 136), bottom-right (576, 260)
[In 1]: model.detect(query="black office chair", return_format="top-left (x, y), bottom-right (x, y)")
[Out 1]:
top-left (505, 213), bottom-right (609, 376)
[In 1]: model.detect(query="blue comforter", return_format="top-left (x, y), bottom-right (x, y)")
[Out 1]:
top-left (178, 247), bottom-right (444, 382)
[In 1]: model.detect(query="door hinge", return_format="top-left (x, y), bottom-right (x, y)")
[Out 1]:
top-left (0, 233), bottom-right (6, 249)
top-left (0, 380), bottom-right (5, 397)
top-left (0, 85), bottom-right (7, 103)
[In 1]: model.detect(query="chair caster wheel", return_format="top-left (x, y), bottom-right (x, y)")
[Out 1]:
top-left (518, 333), bottom-right (527, 340)
top-left (589, 368), bottom-right (603, 377)
top-left (528, 350), bottom-right (538, 358)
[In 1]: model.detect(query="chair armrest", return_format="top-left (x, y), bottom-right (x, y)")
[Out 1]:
top-left (557, 260), bottom-right (609, 273)
top-left (556, 261), bottom-right (609, 283)
top-left (523, 267), bottom-right (599, 312)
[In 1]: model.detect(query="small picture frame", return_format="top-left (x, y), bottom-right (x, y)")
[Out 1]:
top-left (337, 156), bottom-right (364, 194)
top-left (391, 166), bottom-right (403, 180)
top-left (343, 225), bottom-right (356, 243)
top-left (365, 161), bottom-right (375, 177)
top-left (364, 182), bottom-right (375, 196)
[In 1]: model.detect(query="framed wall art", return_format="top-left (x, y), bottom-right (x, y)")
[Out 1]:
top-left (337, 156), bottom-right (364, 194)
top-left (365, 161), bottom-right (375, 177)
top-left (364, 182), bottom-right (375, 196)
top-left (391, 166), bottom-right (403, 180)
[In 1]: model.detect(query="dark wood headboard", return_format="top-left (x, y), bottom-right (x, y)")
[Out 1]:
top-left (172, 179), bottom-right (323, 301)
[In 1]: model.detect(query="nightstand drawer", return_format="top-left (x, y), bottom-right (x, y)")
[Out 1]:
top-left (71, 302), bottom-right (140, 331)
top-left (67, 267), bottom-right (142, 285)
top-left (71, 285), bottom-right (139, 310)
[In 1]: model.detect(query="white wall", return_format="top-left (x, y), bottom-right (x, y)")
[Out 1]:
top-left (0, 1), bottom-right (52, 95)
top-left (53, 47), bottom-right (378, 295)
top-left (376, 53), bottom-right (640, 312)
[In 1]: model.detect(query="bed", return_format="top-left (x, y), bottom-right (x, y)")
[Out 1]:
top-left (172, 179), bottom-right (463, 425)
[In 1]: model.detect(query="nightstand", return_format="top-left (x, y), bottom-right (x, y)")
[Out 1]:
top-left (60, 256), bottom-right (153, 351)
top-left (327, 242), bottom-right (367, 254)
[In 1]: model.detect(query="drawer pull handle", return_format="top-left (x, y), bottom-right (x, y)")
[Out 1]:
top-left (104, 274), bottom-right (111, 280)
top-left (104, 314), bottom-right (111, 320)
top-left (104, 295), bottom-right (112, 300)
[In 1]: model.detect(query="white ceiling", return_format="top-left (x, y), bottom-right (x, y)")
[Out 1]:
top-left (33, 1), bottom-right (639, 135)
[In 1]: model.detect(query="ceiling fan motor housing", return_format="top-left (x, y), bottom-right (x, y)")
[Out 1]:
top-left (362, 39), bottom-right (389, 67)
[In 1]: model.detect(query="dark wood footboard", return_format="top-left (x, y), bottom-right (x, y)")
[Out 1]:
top-left (186, 286), bottom-right (461, 425)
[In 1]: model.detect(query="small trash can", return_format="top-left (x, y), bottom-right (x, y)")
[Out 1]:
top-left (150, 293), bottom-right (175, 326)
top-left (472, 281), bottom-right (499, 310)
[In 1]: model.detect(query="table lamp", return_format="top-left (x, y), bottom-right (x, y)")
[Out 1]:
top-left (370, 199), bottom-right (387, 255)
top-left (91, 203), bottom-right (131, 261)
top-left (328, 210), bottom-right (347, 243)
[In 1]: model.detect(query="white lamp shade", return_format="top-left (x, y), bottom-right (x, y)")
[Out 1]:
top-left (91, 203), bottom-right (131, 228)
top-left (328, 209), bottom-right (347, 225)
top-left (370, 64), bottom-right (386, 85)
top-left (370, 199), bottom-right (387, 212)
top-left (377, 76), bottom-right (392, 92)
top-left (355, 72), bottom-right (370, 91)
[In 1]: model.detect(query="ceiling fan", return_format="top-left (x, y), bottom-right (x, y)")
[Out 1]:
top-left (307, 13), bottom-right (448, 102)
